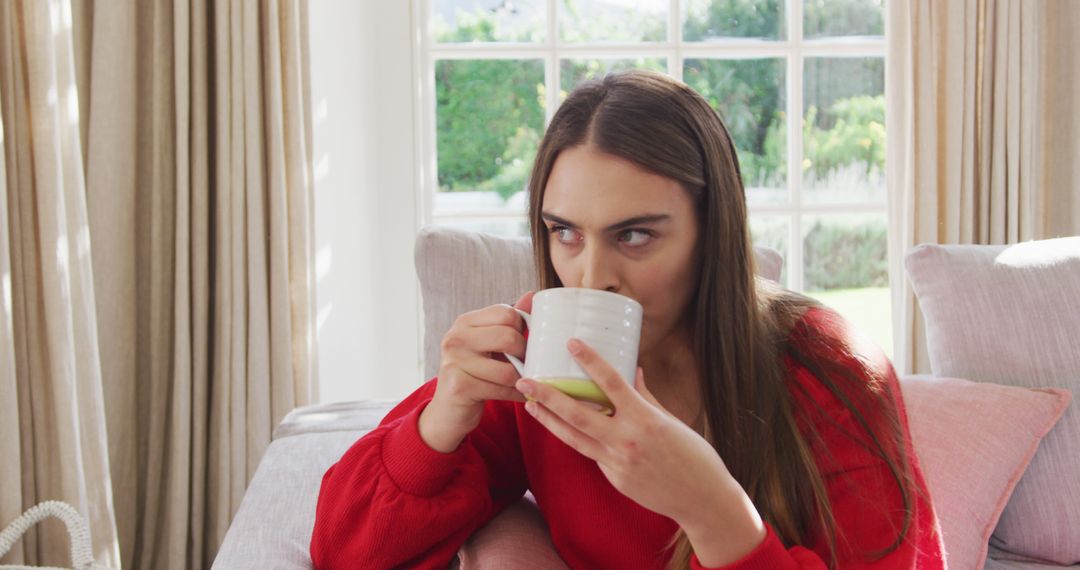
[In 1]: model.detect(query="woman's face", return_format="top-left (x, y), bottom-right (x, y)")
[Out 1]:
top-left (541, 144), bottom-right (701, 353)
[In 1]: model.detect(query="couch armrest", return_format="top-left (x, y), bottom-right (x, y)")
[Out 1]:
top-left (272, 400), bottom-right (398, 440)
top-left (215, 400), bottom-right (568, 570)
top-left (214, 401), bottom-right (396, 570)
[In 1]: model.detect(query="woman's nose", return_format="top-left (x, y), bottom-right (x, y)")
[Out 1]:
top-left (579, 242), bottom-right (619, 292)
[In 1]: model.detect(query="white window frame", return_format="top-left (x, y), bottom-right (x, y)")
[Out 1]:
top-left (413, 0), bottom-right (887, 293)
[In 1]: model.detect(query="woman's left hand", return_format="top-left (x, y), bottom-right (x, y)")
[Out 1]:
top-left (515, 338), bottom-right (749, 531)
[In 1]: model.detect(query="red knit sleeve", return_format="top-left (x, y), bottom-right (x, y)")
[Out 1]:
top-left (309, 378), bottom-right (528, 570)
top-left (690, 308), bottom-right (945, 570)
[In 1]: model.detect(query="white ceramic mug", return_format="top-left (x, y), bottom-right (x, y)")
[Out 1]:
top-left (503, 288), bottom-right (643, 414)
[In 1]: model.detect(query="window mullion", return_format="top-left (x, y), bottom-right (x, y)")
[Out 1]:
top-left (788, 0), bottom-right (805, 292)
top-left (546, 0), bottom-right (558, 128)
top-left (426, 1), bottom-right (886, 282)
top-left (417, 0), bottom-right (435, 228)
top-left (670, 0), bottom-right (682, 80)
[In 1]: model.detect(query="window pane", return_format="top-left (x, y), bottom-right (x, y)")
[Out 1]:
top-left (803, 0), bottom-right (884, 39)
top-left (435, 218), bottom-right (530, 238)
top-left (433, 0), bottom-right (545, 43)
top-left (802, 57), bottom-right (884, 204)
top-left (684, 58), bottom-right (787, 204)
top-left (435, 59), bottom-right (545, 213)
top-left (560, 58), bottom-right (667, 99)
top-left (683, 0), bottom-right (785, 41)
top-left (802, 213), bottom-right (891, 356)
top-left (749, 215), bottom-right (790, 287)
top-left (435, 187), bottom-right (529, 216)
top-left (559, 0), bottom-right (667, 43)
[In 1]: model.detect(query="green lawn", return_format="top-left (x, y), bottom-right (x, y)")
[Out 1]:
top-left (804, 287), bottom-right (893, 359)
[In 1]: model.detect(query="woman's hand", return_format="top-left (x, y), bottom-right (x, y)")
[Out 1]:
top-left (420, 291), bottom-right (534, 453)
top-left (515, 338), bottom-right (766, 564)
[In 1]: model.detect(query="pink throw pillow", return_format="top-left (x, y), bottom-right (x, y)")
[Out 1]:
top-left (904, 238), bottom-right (1080, 564)
top-left (458, 494), bottom-right (568, 569)
top-left (900, 376), bottom-right (1071, 570)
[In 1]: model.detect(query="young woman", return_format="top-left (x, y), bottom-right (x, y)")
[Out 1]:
top-left (310, 70), bottom-right (945, 569)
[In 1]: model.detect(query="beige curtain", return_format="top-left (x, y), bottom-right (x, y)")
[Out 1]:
top-left (79, 0), bottom-right (317, 567)
top-left (0, 0), bottom-right (120, 568)
top-left (3, 0), bottom-right (316, 567)
top-left (886, 0), bottom-right (1080, 374)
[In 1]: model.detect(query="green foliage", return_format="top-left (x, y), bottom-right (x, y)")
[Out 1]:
top-left (434, 4), bottom-right (542, 43)
top-left (684, 58), bottom-right (786, 188)
top-left (803, 0), bottom-right (884, 38)
top-left (560, 58), bottom-right (667, 99)
top-left (683, 0), bottom-right (785, 40)
top-left (803, 95), bottom-right (885, 180)
top-left (750, 216), bottom-right (888, 290)
top-left (474, 125), bottom-right (541, 200)
top-left (740, 115), bottom-right (787, 187)
top-left (436, 59), bottom-right (544, 197)
top-left (559, 0), bottom-right (666, 42)
top-left (437, 9), bottom-right (496, 43)
top-left (803, 218), bottom-right (887, 290)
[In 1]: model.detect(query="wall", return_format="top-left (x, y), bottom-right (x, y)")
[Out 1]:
top-left (309, 1), bottom-right (422, 402)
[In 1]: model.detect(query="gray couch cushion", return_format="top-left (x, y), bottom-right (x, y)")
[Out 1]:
top-left (415, 225), bottom-right (784, 379)
top-left (985, 559), bottom-right (1080, 569)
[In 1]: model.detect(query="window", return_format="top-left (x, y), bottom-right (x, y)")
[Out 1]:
top-left (417, 0), bottom-right (890, 355)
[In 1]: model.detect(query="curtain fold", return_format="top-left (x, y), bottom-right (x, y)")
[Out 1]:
top-left (0, 0), bottom-right (120, 567)
top-left (3, 0), bottom-right (315, 567)
top-left (83, 0), bottom-right (316, 567)
top-left (886, 0), bottom-right (1080, 374)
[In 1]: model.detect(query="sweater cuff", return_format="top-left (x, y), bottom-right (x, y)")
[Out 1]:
top-left (380, 400), bottom-right (470, 497)
top-left (690, 524), bottom-right (793, 570)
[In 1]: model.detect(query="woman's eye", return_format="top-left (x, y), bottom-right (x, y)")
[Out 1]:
top-left (550, 225), bottom-right (579, 244)
top-left (619, 229), bottom-right (653, 247)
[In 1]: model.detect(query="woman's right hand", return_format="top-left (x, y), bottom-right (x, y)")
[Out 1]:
top-left (419, 291), bottom-right (535, 453)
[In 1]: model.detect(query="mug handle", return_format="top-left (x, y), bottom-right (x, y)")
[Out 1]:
top-left (499, 304), bottom-right (530, 376)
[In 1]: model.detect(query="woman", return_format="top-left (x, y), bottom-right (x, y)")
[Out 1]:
top-left (310, 70), bottom-right (945, 569)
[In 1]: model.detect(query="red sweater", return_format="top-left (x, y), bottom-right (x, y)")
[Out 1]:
top-left (311, 308), bottom-right (945, 569)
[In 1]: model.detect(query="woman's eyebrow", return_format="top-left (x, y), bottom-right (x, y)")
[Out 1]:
top-left (541, 212), bottom-right (671, 232)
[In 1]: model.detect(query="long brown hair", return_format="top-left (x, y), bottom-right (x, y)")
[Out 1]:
top-left (526, 70), bottom-right (915, 568)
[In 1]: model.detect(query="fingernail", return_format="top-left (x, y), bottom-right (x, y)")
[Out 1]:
top-left (567, 338), bottom-right (583, 354)
top-left (516, 379), bottom-right (533, 395)
top-left (525, 401), bottom-right (538, 416)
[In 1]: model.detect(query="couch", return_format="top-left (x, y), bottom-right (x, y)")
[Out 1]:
top-left (213, 227), bottom-right (1079, 569)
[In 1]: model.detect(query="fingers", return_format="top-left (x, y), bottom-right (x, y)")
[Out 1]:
top-left (470, 374), bottom-right (528, 403)
top-left (436, 296), bottom-right (536, 411)
top-left (457, 303), bottom-right (528, 333)
top-left (521, 394), bottom-right (607, 461)
top-left (444, 367), bottom-right (527, 403)
top-left (517, 378), bottom-right (612, 446)
top-left (566, 339), bottom-right (637, 412)
top-left (458, 354), bottom-right (521, 388)
top-left (443, 322), bottom-right (526, 359)
top-left (492, 386), bottom-right (528, 403)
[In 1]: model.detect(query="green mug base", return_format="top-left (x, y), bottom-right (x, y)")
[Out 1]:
top-left (536, 378), bottom-right (613, 415)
